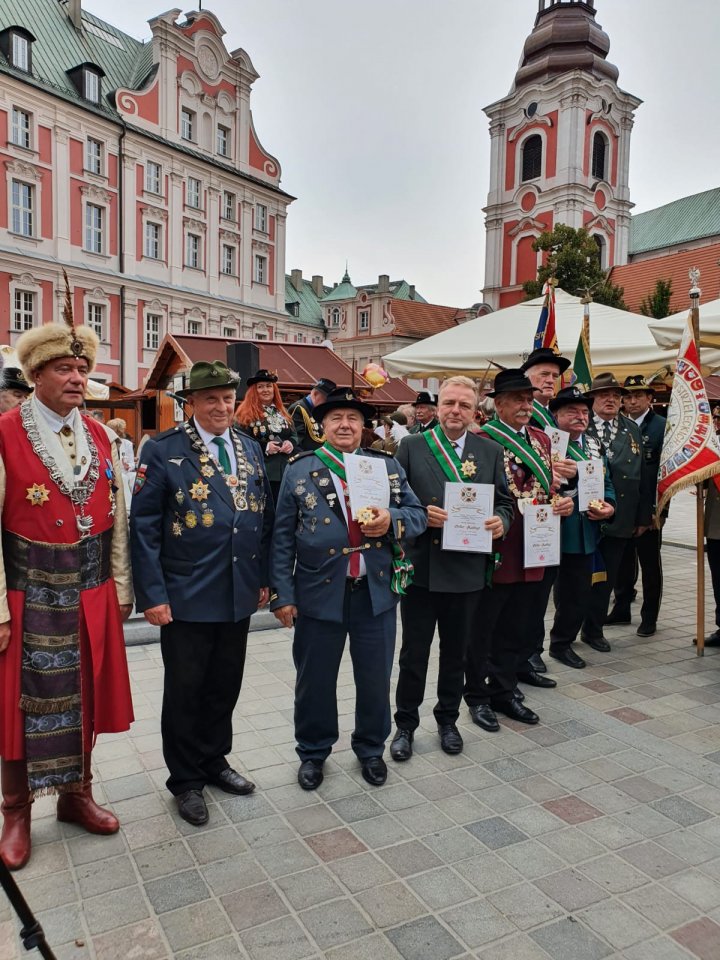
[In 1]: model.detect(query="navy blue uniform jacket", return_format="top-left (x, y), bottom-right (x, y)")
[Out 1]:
top-left (130, 421), bottom-right (274, 622)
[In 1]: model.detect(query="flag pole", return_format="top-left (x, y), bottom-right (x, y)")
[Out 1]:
top-left (690, 268), bottom-right (705, 656)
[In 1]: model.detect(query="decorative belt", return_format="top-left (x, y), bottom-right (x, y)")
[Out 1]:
top-left (4, 528), bottom-right (113, 594)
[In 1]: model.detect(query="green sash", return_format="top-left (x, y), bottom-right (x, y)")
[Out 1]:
top-left (566, 439), bottom-right (590, 463)
top-left (314, 444), bottom-right (414, 596)
top-left (422, 427), bottom-right (465, 482)
top-left (531, 399), bottom-right (555, 430)
top-left (481, 419), bottom-right (553, 495)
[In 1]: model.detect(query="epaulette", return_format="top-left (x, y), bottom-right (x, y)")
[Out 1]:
top-left (362, 446), bottom-right (393, 456)
top-left (151, 426), bottom-right (184, 443)
top-left (287, 449), bottom-right (316, 464)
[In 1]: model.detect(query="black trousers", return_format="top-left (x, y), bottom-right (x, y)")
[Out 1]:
top-left (464, 579), bottom-right (549, 705)
top-left (612, 528), bottom-right (663, 625)
top-left (293, 581), bottom-right (396, 762)
top-left (582, 536), bottom-right (628, 640)
top-left (707, 539), bottom-right (720, 628)
top-left (524, 565), bottom-right (558, 666)
top-left (550, 553), bottom-right (593, 651)
top-left (160, 618), bottom-right (250, 796)
top-left (395, 585), bottom-right (484, 731)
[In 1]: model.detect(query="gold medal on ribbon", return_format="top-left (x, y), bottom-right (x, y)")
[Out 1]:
top-left (185, 511), bottom-right (198, 528)
top-left (201, 509), bottom-right (215, 528)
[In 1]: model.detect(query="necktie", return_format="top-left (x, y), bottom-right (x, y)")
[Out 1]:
top-left (212, 436), bottom-right (232, 474)
top-left (341, 479), bottom-right (364, 578)
top-left (602, 421), bottom-right (613, 447)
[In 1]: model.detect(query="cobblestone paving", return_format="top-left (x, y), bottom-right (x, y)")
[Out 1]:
top-left (2, 542), bottom-right (720, 959)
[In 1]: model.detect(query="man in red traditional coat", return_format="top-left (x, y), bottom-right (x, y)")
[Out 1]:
top-left (0, 306), bottom-right (134, 870)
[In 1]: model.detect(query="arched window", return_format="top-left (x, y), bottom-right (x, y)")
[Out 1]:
top-left (593, 234), bottom-right (606, 269)
top-left (521, 134), bottom-right (542, 182)
top-left (591, 131), bottom-right (607, 181)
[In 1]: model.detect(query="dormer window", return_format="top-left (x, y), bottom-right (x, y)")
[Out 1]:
top-left (0, 27), bottom-right (35, 73)
top-left (66, 63), bottom-right (106, 105)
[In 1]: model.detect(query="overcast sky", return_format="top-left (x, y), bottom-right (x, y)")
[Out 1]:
top-left (91, 0), bottom-right (720, 307)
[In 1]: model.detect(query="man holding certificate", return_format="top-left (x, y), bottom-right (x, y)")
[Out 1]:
top-left (547, 387), bottom-right (616, 669)
top-left (390, 377), bottom-right (513, 761)
top-left (464, 370), bottom-right (574, 727)
top-left (270, 388), bottom-right (426, 790)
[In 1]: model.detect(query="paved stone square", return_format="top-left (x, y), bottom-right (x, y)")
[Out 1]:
top-left (3, 531), bottom-right (720, 959)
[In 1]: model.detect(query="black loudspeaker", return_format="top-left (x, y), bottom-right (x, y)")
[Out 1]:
top-left (226, 342), bottom-right (260, 400)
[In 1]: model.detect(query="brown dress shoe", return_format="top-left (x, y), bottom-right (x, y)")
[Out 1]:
top-left (0, 760), bottom-right (32, 870)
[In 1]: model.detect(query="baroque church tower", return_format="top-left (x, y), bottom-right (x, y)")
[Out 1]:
top-left (482, 0), bottom-right (641, 309)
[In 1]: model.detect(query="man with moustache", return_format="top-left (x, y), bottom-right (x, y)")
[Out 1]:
top-left (606, 375), bottom-right (666, 636)
top-left (463, 370), bottom-right (573, 728)
top-left (408, 392), bottom-right (438, 434)
top-left (390, 376), bottom-right (514, 761)
top-left (520, 348), bottom-right (576, 677)
top-left (271, 388), bottom-right (426, 790)
top-left (547, 387), bottom-right (616, 668)
top-left (131, 361), bottom-right (273, 827)
top-left (581, 373), bottom-right (653, 652)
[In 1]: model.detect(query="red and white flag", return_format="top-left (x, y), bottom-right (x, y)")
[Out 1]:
top-left (657, 314), bottom-right (720, 515)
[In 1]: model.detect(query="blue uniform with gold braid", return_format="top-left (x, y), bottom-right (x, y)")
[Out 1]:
top-left (130, 418), bottom-right (274, 796)
top-left (270, 446), bottom-right (426, 764)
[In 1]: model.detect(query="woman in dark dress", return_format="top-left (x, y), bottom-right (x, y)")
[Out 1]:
top-left (235, 370), bottom-right (298, 503)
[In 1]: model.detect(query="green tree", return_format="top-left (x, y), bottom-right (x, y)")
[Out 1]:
top-left (639, 278), bottom-right (674, 319)
top-left (522, 224), bottom-right (628, 309)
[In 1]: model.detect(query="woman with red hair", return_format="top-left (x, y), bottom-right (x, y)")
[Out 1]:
top-left (235, 370), bottom-right (298, 503)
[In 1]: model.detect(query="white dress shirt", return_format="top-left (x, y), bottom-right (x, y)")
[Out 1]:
top-left (195, 423), bottom-right (238, 476)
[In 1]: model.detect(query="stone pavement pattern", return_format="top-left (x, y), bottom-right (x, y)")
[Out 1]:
top-left (3, 542), bottom-right (720, 960)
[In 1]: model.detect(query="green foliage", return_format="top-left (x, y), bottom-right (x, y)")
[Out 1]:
top-left (522, 224), bottom-right (628, 309)
top-left (639, 278), bottom-right (674, 319)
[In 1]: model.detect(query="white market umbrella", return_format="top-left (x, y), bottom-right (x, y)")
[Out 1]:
top-left (648, 298), bottom-right (720, 369)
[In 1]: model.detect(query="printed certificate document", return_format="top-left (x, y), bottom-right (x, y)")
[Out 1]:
top-left (442, 482), bottom-right (494, 553)
top-left (344, 453), bottom-right (390, 519)
top-left (544, 426), bottom-right (570, 460)
top-left (523, 503), bottom-right (561, 568)
top-left (577, 459), bottom-right (605, 512)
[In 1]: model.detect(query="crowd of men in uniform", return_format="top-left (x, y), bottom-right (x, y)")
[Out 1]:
top-left (0, 316), bottom-right (675, 871)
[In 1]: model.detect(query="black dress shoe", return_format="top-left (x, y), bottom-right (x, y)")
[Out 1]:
top-left (528, 652), bottom-right (547, 674)
top-left (360, 756), bottom-right (387, 786)
top-left (298, 759), bottom-right (324, 791)
top-left (581, 634), bottom-right (611, 653)
top-left (549, 646), bottom-right (586, 669)
top-left (468, 704), bottom-right (499, 732)
top-left (438, 724), bottom-right (463, 755)
top-left (176, 789), bottom-right (208, 826)
top-left (517, 670), bottom-right (557, 689)
top-left (209, 768), bottom-right (256, 796)
top-left (513, 686), bottom-right (526, 702)
top-left (390, 728), bottom-right (414, 762)
top-left (605, 608), bottom-right (631, 625)
top-left (702, 630), bottom-right (720, 647)
top-left (636, 622), bottom-right (656, 637)
top-left (491, 697), bottom-right (539, 725)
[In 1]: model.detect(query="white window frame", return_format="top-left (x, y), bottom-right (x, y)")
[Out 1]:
top-left (11, 108), bottom-right (31, 149)
top-left (12, 289), bottom-right (35, 331)
top-left (144, 221), bottom-right (162, 260)
top-left (144, 312), bottom-right (162, 350)
top-left (255, 203), bottom-right (268, 233)
top-left (216, 125), bottom-right (229, 157)
top-left (84, 69), bottom-right (100, 104)
top-left (358, 309), bottom-right (370, 331)
top-left (187, 319), bottom-right (202, 335)
top-left (181, 108), bottom-right (194, 141)
top-left (85, 138), bottom-right (103, 175)
top-left (145, 160), bottom-right (162, 195)
top-left (330, 308), bottom-right (340, 327)
top-left (222, 190), bottom-right (235, 221)
top-left (185, 233), bottom-right (201, 269)
top-left (253, 254), bottom-right (267, 285)
top-left (221, 244), bottom-right (236, 276)
top-left (187, 176), bottom-right (201, 209)
top-left (84, 203), bottom-right (104, 254)
top-left (11, 33), bottom-right (29, 71)
top-left (86, 302), bottom-right (105, 340)
top-left (222, 325), bottom-right (236, 339)
top-left (10, 179), bottom-right (34, 237)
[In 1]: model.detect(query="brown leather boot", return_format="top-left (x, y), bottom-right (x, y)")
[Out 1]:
top-left (0, 759), bottom-right (32, 870)
top-left (56, 755), bottom-right (119, 835)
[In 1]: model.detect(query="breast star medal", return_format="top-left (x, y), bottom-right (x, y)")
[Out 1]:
top-left (356, 506), bottom-right (374, 525)
top-left (172, 520), bottom-right (183, 537)
top-left (26, 484), bottom-right (50, 506)
top-left (190, 479), bottom-right (210, 502)
top-left (305, 493), bottom-right (318, 510)
top-left (200, 463), bottom-right (215, 478)
top-left (460, 460), bottom-right (477, 478)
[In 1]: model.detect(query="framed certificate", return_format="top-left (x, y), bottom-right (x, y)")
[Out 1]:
top-left (442, 482), bottom-right (494, 553)
top-left (577, 459), bottom-right (605, 512)
top-left (523, 503), bottom-right (561, 568)
top-left (344, 453), bottom-right (390, 519)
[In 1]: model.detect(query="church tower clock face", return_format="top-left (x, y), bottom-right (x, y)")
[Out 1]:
top-left (482, 1), bottom-right (641, 310)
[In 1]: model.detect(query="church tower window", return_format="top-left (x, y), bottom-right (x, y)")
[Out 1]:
top-left (591, 131), bottom-right (607, 181)
top-left (521, 135), bottom-right (542, 182)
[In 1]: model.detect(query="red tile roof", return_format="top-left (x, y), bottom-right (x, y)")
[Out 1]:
top-left (610, 243), bottom-right (720, 314)
top-left (390, 300), bottom-right (466, 338)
